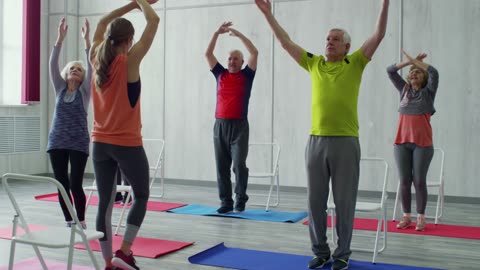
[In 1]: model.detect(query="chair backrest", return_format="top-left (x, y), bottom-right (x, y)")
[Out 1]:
top-left (328, 157), bottom-right (389, 207)
top-left (2, 173), bottom-right (82, 232)
top-left (247, 143), bottom-right (281, 175)
top-left (427, 147), bottom-right (445, 185)
top-left (360, 157), bottom-right (389, 207)
top-left (143, 138), bottom-right (165, 181)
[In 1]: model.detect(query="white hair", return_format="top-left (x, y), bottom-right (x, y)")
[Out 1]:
top-left (61, 60), bottom-right (86, 81)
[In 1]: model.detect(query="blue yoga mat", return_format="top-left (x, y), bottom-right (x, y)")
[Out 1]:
top-left (168, 204), bottom-right (307, 223)
top-left (189, 243), bottom-right (443, 270)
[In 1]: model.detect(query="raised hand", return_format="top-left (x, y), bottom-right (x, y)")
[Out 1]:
top-left (217, 22), bottom-right (233, 35)
top-left (81, 18), bottom-right (90, 41)
top-left (130, 0), bottom-right (158, 4)
top-left (401, 49), bottom-right (414, 63)
top-left (255, 0), bottom-right (272, 15)
top-left (228, 28), bottom-right (242, 38)
top-left (56, 17), bottom-right (68, 44)
top-left (415, 52), bottom-right (427, 62)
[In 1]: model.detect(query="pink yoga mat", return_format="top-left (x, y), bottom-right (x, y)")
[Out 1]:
top-left (0, 224), bottom-right (48, 239)
top-left (34, 193), bottom-right (186, 212)
top-left (303, 217), bottom-right (480, 240)
top-left (0, 258), bottom-right (94, 270)
top-left (75, 234), bottom-right (194, 258)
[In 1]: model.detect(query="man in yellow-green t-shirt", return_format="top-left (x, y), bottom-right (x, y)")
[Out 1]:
top-left (256, 1), bottom-right (390, 269)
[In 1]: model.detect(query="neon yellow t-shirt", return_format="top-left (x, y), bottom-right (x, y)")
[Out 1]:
top-left (299, 48), bottom-right (369, 137)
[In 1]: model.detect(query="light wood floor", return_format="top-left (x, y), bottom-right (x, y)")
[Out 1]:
top-left (1, 178), bottom-right (479, 270)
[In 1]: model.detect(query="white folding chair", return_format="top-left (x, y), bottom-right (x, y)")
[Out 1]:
top-left (114, 138), bottom-right (165, 235)
top-left (247, 142), bottom-right (281, 211)
top-left (2, 173), bottom-right (104, 270)
top-left (392, 147), bottom-right (445, 224)
top-left (328, 157), bottom-right (389, 264)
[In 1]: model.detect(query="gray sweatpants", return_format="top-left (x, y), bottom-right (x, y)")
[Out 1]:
top-left (92, 142), bottom-right (150, 260)
top-left (213, 119), bottom-right (249, 207)
top-left (306, 136), bottom-right (360, 260)
top-left (394, 143), bottom-right (434, 214)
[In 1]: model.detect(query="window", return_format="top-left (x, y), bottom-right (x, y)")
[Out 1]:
top-left (0, 0), bottom-right (23, 105)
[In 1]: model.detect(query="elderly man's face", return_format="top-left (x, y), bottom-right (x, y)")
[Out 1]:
top-left (325, 30), bottom-right (349, 60)
top-left (227, 51), bottom-right (243, 74)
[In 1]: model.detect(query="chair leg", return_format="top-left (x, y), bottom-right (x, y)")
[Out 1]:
top-left (8, 240), bottom-right (16, 270)
top-left (265, 176), bottom-right (275, 211)
top-left (85, 190), bottom-right (94, 212)
top-left (115, 192), bottom-right (132, 235)
top-left (381, 208), bottom-right (388, 253)
top-left (434, 184), bottom-right (445, 224)
top-left (392, 182), bottom-right (401, 221)
top-left (330, 210), bottom-right (336, 246)
top-left (372, 214), bottom-right (382, 264)
top-left (274, 173), bottom-right (280, 207)
top-left (439, 184), bottom-right (445, 218)
top-left (32, 244), bottom-right (48, 270)
top-left (149, 175), bottom-right (165, 199)
top-left (66, 227), bottom-right (77, 270)
top-left (378, 207), bottom-right (388, 253)
top-left (81, 235), bottom-right (102, 270)
top-left (67, 246), bottom-right (74, 270)
top-left (434, 189), bottom-right (441, 225)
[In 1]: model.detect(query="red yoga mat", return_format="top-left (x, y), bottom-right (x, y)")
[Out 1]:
top-left (303, 217), bottom-right (480, 240)
top-left (34, 193), bottom-right (186, 212)
top-left (75, 234), bottom-right (193, 258)
top-left (0, 225), bottom-right (193, 259)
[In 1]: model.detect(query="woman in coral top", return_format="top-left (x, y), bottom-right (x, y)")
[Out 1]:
top-left (89, 0), bottom-right (159, 269)
top-left (387, 49), bottom-right (439, 231)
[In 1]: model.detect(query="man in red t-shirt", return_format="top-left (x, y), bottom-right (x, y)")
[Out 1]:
top-left (205, 22), bottom-right (258, 214)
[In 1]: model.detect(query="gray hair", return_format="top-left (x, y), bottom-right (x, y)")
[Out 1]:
top-left (330, 28), bottom-right (351, 54)
top-left (229, 49), bottom-right (244, 60)
top-left (61, 60), bottom-right (86, 82)
top-left (330, 28), bottom-right (351, 45)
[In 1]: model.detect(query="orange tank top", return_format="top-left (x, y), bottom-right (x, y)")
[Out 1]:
top-left (91, 54), bottom-right (142, 146)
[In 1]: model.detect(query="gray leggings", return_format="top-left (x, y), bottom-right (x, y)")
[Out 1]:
top-left (394, 143), bottom-right (434, 214)
top-left (92, 142), bottom-right (149, 259)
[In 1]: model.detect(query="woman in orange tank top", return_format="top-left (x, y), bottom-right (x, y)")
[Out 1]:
top-left (89, 1), bottom-right (160, 269)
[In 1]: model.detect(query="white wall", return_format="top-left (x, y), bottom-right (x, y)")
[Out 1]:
top-left (37, 0), bottom-right (480, 198)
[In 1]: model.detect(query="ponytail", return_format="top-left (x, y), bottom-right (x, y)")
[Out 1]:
top-left (94, 39), bottom-right (116, 89)
top-left (94, 18), bottom-right (135, 90)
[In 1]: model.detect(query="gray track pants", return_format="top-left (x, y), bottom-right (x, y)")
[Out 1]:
top-left (213, 119), bottom-right (249, 207)
top-left (306, 136), bottom-right (360, 260)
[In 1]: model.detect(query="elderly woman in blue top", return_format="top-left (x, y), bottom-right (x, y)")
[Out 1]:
top-left (47, 17), bottom-right (91, 229)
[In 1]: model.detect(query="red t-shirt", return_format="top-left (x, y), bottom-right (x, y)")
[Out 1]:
top-left (211, 63), bottom-right (255, 119)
